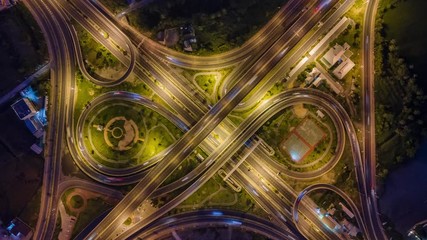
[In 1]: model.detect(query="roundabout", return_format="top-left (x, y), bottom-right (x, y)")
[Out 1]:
top-left (84, 101), bottom-right (149, 168)
top-left (103, 117), bottom-right (139, 151)
top-left (70, 91), bottom-right (186, 183)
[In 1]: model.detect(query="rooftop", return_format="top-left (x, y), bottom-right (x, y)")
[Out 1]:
top-left (7, 218), bottom-right (33, 240)
top-left (24, 116), bottom-right (44, 138)
top-left (321, 42), bottom-right (350, 67)
top-left (333, 58), bottom-right (355, 79)
top-left (11, 98), bottom-right (36, 120)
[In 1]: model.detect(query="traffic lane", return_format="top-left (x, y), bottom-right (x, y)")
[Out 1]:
top-left (118, 89), bottom-right (357, 239)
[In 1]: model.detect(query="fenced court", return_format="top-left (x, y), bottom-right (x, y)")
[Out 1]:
top-left (280, 119), bottom-right (326, 162)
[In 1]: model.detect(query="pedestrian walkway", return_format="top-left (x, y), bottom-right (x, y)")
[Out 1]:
top-left (58, 201), bottom-right (77, 240)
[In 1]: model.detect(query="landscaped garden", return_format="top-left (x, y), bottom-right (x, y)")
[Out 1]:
top-left (82, 99), bottom-right (182, 169)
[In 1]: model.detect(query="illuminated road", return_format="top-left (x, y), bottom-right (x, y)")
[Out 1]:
top-left (112, 89), bottom-right (355, 240)
top-left (135, 209), bottom-right (297, 240)
top-left (66, 0), bottom-right (352, 185)
top-left (22, 0), bottom-right (387, 238)
top-left (228, 0), bottom-right (355, 111)
top-left (361, 0), bottom-right (387, 238)
top-left (63, 0), bottom-right (343, 178)
top-left (293, 183), bottom-right (367, 237)
top-left (90, 0), bottom-right (311, 70)
top-left (67, 0), bottom-right (368, 239)
top-left (62, 0), bottom-right (343, 183)
top-left (24, 0), bottom-right (76, 239)
top-left (85, 1), bottom-right (341, 237)
top-left (58, 178), bottom-right (123, 200)
top-left (61, 0), bottom-right (136, 87)
top-left (70, 91), bottom-right (187, 184)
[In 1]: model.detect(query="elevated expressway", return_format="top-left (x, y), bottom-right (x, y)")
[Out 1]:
top-left (62, 0), bottom-right (310, 179)
top-left (85, 0), bottom-right (348, 238)
top-left (134, 209), bottom-right (296, 240)
top-left (60, 0), bottom-right (313, 118)
top-left (64, 0), bottom-right (347, 182)
top-left (25, 0), bottom-right (385, 238)
top-left (86, 0), bottom-right (353, 113)
top-left (87, 0), bottom-right (353, 120)
top-left (62, 0), bottom-right (378, 238)
top-left (293, 183), bottom-right (367, 236)
top-left (69, 0), bottom-right (352, 138)
top-left (98, 89), bottom-right (358, 240)
top-left (89, 0), bottom-right (314, 70)
top-left (24, 1), bottom-right (316, 238)
top-left (61, 0), bottom-right (136, 87)
top-left (61, 8), bottom-right (360, 239)
top-left (226, 0), bottom-right (355, 111)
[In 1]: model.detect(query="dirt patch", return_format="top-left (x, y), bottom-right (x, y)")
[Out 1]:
top-left (293, 104), bottom-right (308, 118)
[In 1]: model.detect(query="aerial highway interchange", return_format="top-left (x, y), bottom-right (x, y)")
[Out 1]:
top-left (21, 0), bottom-right (387, 239)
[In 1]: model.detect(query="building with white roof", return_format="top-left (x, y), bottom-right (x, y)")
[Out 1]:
top-left (333, 58), bottom-right (355, 79)
top-left (321, 42), bottom-right (351, 67)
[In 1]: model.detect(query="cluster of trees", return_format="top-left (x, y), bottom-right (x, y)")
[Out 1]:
top-left (32, 75), bottom-right (50, 97)
top-left (374, 11), bottom-right (427, 178)
top-left (379, 0), bottom-right (407, 12)
top-left (413, 224), bottom-right (427, 239)
top-left (0, 5), bottom-right (47, 76)
top-left (129, 0), bottom-right (284, 54)
top-left (295, 62), bottom-right (316, 86)
top-left (76, 26), bottom-right (119, 73)
top-left (99, 0), bottom-right (128, 13)
top-left (377, 40), bottom-right (426, 141)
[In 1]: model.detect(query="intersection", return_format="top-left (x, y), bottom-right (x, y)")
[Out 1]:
top-left (23, 0), bottom-right (386, 239)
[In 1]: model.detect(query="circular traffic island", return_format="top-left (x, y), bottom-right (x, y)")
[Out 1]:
top-left (80, 97), bottom-right (182, 170)
top-left (104, 117), bottom-right (139, 151)
top-left (70, 195), bottom-right (84, 209)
